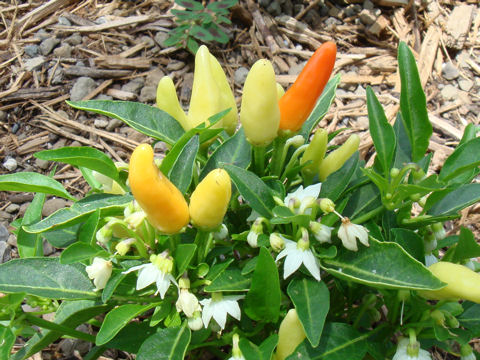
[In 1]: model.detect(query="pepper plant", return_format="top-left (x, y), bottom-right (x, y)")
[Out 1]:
top-left (1, 41), bottom-right (480, 360)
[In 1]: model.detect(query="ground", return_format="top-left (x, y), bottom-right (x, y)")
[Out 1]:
top-left (0, 0), bottom-right (479, 359)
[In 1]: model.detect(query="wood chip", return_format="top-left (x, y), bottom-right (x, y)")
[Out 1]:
top-left (106, 89), bottom-right (136, 101)
top-left (82, 80), bottom-right (113, 101)
top-left (2, 86), bottom-right (63, 102)
top-left (444, 4), bottom-right (475, 50)
top-left (54, 15), bottom-right (152, 33)
top-left (63, 66), bottom-right (131, 79)
top-left (95, 56), bottom-right (151, 70)
top-left (429, 113), bottom-right (464, 140)
top-left (12, 0), bottom-right (73, 33)
top-left (367, 15), bottom-right (390, 37)
top-left (16, 135), bottom-right (50, 155)
top-left (418, 25), bottom-right (440, 87)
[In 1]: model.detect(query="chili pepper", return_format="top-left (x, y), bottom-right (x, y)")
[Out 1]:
top-left (209, 53), bottom-right (238, 135)
top-left (189, 169), bottom-right (231, 230)
top-left (318, 134), bottom-right (360, 181)
top-left (276, 83), bottom-right (285, 100)
top-left (275, 309), bottom-right (306, 360)
top-left (279, 42), bottom-right (337, 133)
top-left (240, 59), bottom-right (280, 146)
top-left (128, 144), bottom-right (189, 234)
top-left (156, 76), bottom-right (190, 131)
top-left (301, 128), bottom-right (328, 178)
top-left (418, 261), bottom-right (480, 303)
top-left (188, 45), bottom-right (221, 130)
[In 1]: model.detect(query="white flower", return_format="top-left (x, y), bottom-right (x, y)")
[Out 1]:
top-left (460, 344), bottom-right (476, 360)
top-left (275, 234), bottom-right (321, 281)
top-left (115, 238), bottom-right (136, 256)
top-left (284, 183), bottom-right (321, 214)
top-left (310, 221), bottom-right (332, 243)
top-left (188, 311), bottom-right (204, 331)
top-left (176, 289), bottom-right (201, 318)
top-left (461, 353), bottom-right (476, 360)
top-left (247, 218), bottom-right (264, 248)
top-left (200, 292), bottom-right (244, 329)
top-left (86, 257), bottom-right (113, 291)
top-left (337, 219), bottom-right (369, 251)
top-left (122, 253), bottom-right (177, 299)
top-left (392, 338), bottom-right (431, 360)
top-left (424, 254), bottom-right (438, 267)
top-left (213, 224), bottom-right (229, 241)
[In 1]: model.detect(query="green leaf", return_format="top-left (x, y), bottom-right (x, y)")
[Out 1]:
top-left (205, 268), bottom-right (250, 292)
top-left (43, 224), bottom-right (81, 248)
top-left (0, 325), bottom-right (15, 359)
top-left (451, 227), bottom-right (480, 263)
top-left (239, 334), bottom-right (278, 360)
top-left (299, 74), bottom-right (340, 139)
top-left (191, 24), bottom-right (214, 42)
top-left (137, 324), bottom-right (191, 360)
top-left (174, 243), bottom-right (197, 276)
top-left (205, 23), bottom-right (230, 43)
top-left (287, 278), bottom-right (329, 347)
top-left (244, 247), bottom-right (281, 323)
top-left (161, 129), bottom-right (198, 175)
top-left (321, 239), bottom-right (445, 290)
top-left (24, 193), bottom-right (133, 233)
top-left (366, 87), bottom-right (396, 177)
top-left (459, 302), bottom-right (480, 336)
top-left (102, 270), bottom-right (128, 303)
top-left (224, 164), bottom-right (275, 218)
top-left (439, 137), bottom-right (480, 182)
top-left (60, 242), bottom-right (109, 264)
top-left (0, 258), bottom-right (97, 299)
top-left (35, 147), bottom-right (119, 181)
top-left (398, 42), bottom-right (432, 162)
top-left (392, 113), bottom-right (412, 167)
top-left (105, 321), bottom-right (157, 353)
top-left (12, 300), bottom-right (108, 360)
top-left (390, 228), bottom-right (425, 263)
top-left (96, 303), bottom-right (157, 345)
top-left (427, 183), bottom-right (480, 216)
top-left (342, 182), bottom-right (382, 221)
top-left (17, 192), bottom-right (45, 257)
top-left (0, 172), bottom-right (74, 200)
top-left (201, 128), bottom-right (251, 180)
top-left (286, 322), bottom-right (368, 360)
top-left (78, 208), bottom-right (100, 245)
top-left (186, 37), bottom-right (199, 54)
top-left (320, 152), bottom-right (359, 202)
top-left (168, 135), bottom-right (199, 193)
top-left (67, 100), bottom-right (185, 145)
top-left (207, 0), bottom-right (237, 11)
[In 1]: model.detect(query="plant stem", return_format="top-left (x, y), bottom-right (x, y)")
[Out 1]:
top-left (253, 146), bottom-right (266, 176)
top-left (194, 230), bottom-right (211, 264)
top-left (270, 136), bottom-right (287, 176)
top-left (351, 206), bottom-right (385, 224)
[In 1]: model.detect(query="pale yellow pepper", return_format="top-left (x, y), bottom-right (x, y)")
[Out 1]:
top-left (274, 309), bottom-right (306, 360)
top-left (318, 134), bottom-right (360, 181)
top-left (240, 59), bottom-right (280, 146)
top-left (301, 128), bottom-right (328, 178)
top-left (418, 261), bottom-right (480, 303)
top-left (276, 83), bottom-right (285, 101)
top-left (156, 76), bottom-right (189, 131)
top-left (189, 169), bottom-right (231, 230)
top-left (128, 144), bottom-right (189, 234)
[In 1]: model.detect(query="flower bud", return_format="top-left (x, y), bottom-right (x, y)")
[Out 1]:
top-left (115, 238), bottom-right (136, 256)
top-left (390, 167), bottom-right (400, 178)
top-left (319, 198), bottom-right (335, 213)
top-left (213, 224), bottom-right (229, 241)
top-left (309, 221), bottom-right (332, 243)
top-left (156, 76), bottom-right (189, 130)
top-left (432, 222), bottom-right (446, 241)
top-left (96, 224), bottom-right (113, 244)
top-left (188, 310), bottom-right (204, 331)
top-left (85, 257), bottom-right (113, 291)
top-left (270, 233), bottom-right (285, 252)
top-left (460, 344), bottom-right (475, 360)
top-left (176, 288), bottom-right (201, 318)
top-left (318, 134), bottom-right (360, 181)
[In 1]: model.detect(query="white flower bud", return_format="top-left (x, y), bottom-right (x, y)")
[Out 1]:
top-left (85, 257), bottom-right (112, 291)
top-left (176, 289), bottom-right (201, 318)
top-left (188, 310), bottom-right (204, 331)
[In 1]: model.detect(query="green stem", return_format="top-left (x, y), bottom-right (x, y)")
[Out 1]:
top-left (281, 145), bottom-right (308, 181)
top-left (111, 294), bottom-right (160, 303)
top-left (351, 206), bottom-right (385, 224)
top-left (24, 313), bottom-right (96, 343)
top-left (253, 146), bottom-right (266, 176)
top-left (270, 136), bottom-right (288, 176)
top-left (194, 230), bottom-right (211, 264)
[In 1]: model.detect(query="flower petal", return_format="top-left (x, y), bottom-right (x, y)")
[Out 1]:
top-left (283, 249), bottom-right (303, 279)
top-left (121, 263), bottom-right (147, 275)
top-left (201, 299), bottom-right (214, 328)
top-left (338, 224), bottom-right (358, 251)
top-left (302, 250), bottom-right (321, 281)
top-left (136, 264), bottom-right (159, 290)
top-left (224, 299), bottom-right (241, 321)
top-left (156, 273), bottom-right (171, 299)
top-left (212, 302), bottom-right (228, 329)
top-left (303, 183), bottom-right (321, 199)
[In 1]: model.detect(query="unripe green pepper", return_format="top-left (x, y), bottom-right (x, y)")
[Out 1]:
top-left (301, 128), bottom-right (328, 178)
top-left (189, 169), bottom-right (231, 230)
top-left (240, 59), bottom-right (280, 146)
top-left (275, 309), bottom-right (306, 360)
top-left (418, 262), bottom-right (480, 303)
top-left (318, 134), bottom-right (360, 181)
top-left (128, 144), bottom-right (189, 234)
top-left (156, 76), bottom-right (189, 131)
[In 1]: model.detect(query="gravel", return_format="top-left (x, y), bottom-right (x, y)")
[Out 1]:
top-left (3, 157), bottom-right (18, 171)
top-left (70, 77), bottom-right (96, 101)
top-left (0, 224), bottom-right (9, 243)
top-left (234, 67), bottom-right (249, 84)
top-left (40, 37), bottom-right (60, 56)
top-left (442, 62), bottom-right (460, 81)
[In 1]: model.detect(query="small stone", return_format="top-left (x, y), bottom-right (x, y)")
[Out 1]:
top-left (18, 202), bottom-right (30, 217)
top-left (34, 29), bottom-right (49, 40)
top-left (259, 0), bottom-right (271, 7)
top-left (363, 0), bottom-right (374, 10)
top-left (145, 69), bottom-right (165, 88)
top-left (139, 35), bottom-right (155, 48)
top-left (441, 84), bottom-right (458, 101)
top-left (121, 78), bottom-right (144, 94)
top-left (43, 240), bottom-right (55, 256)
top-left (288, 61), bottom-right (306, 76)
top-left (40, 37), bottom-right (60, 56)
top-left (95, 94), bottom-right (113, 100)
top-left (458, 79), bottom-right (473, 91)
top-left (166, 61), bottom-right (185, 71)
top-left (357, 116), bottom-right (369, 130)
top-left (0, 110), bottom-right (6, 122)
top-left (267, 1), bottom-right (282, 16)
top-left (234, 67), bottom-right (249, 84)
top-left (9, 193), bottom-right (34, 204)
top-left (48, 66), bottom-right (64, 85)
top-left (24, 44), bottom-right (39, 57)
top-left (94, 119), bottom-right (108, 128)
top-left (3, 157), bottom-right (17, 171)
top-left (57, 16), bottom-right (71, 26)
top-left (139, 86), bottom-right (157, 103)
top-left (442, 62), bottom-right (460, 80)
top-left (106, 119), bottom-right (123, 131)
top-left (35, 158), bottom-right (50, 170)
top-left (120, 127), bottom-right (148, 143)
top-left (359, 9), bottom-right (376, 25)
top-left (42, 198), bottom-right (69, 217)
top-left (53, 43), bottom-right (72, 58)
top-left (0, 242), bottom-right (11, 263)
top-left (65, 33), bottom-right (82, 46)
top-left (7, 235), bottom-right (16, 247)
top-left (5, 204), bottom-right (20, 214)
top-left (70, 77), bottom-right (96, 101)
top-left (0, 225), bottom-right (8, 242)
top-left (24, 56), bottom-right (46, 71)
top-left (154, 32), bottom-right (169, 48)
top-left (345, 4), bottom-right (361, 17)
top-left (70, 141), bottom-right (82, 147)
top-left (355, 85), bottom-right (366, 97)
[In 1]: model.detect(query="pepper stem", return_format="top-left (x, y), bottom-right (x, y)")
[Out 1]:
top-left (253, 146), bottom-right (266, 176)
top-left (194, 230), bottom-right (212, 264)
top-left (270, 136), bottom-right (287, 177)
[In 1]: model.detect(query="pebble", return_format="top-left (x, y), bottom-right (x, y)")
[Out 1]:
top-left (442, 62), bottom-right (460, 81)
top-left (0, 110), bottom-right (6, 122)
top-left (0, 224), bottom-right (8, 242)
top-left (106, 118), bottom-right (123, 131)
top-left (48, 66), bottom-right (64, 85)
top-left (354, 85), bottom-right (366, 97)
top-left (9, 193), bottom-right (34, 204)
top-left (57, 16), bottom-right (71, 26)
top-left (357, 116), bottom-right (369, 130)
top-left (139, 86), bottom-right (157, 103)
top-left (70, 77), bottom-right (96, 101)
top-left (363, 0), bottom-right (375, 10)
top-left (441, 84), bottom-right (458, 101)
top-left (120, 127), bottom-right (148, 143)
top-left (8, 235), bottom-right (16, 247)
top-left (166, 61), bottom-right (185, 71)
top-left (18, 202), bottom-right (30, 217)
top-left (145, 68), bottom-right (165, 88)
top-left (24, 44), bottom-right (39, 57)
top-left (35, 158), bottom-right (50, 170)
top-left (43, 240), bottom-right (55, 256)
top-left (359, 9), bottom-right (377, 25)
top-left (458, 79), bottom-right (474, 92)
top-left (154, 32), bottom-right (169, 48)
top-left (0, 242), bottom-right (11, 264)
top-left (3, 157), bottom-right (17, 171)
top-left (95, 94), bottom-right (113, 100)
top-left (288, 61), bottom-right (306, 76)
top-left (234, 67), bottom-right (249, 84)
top-left (139, 35), bottom-right (155, 48)
top-left (121, 78), bottom-right (144, 94)
top-left (40, 37), bottom-right (60, 56)
top-left (24, 56), bottom-right (46, 71)
top-left (34, 29), bottom-right (49, 40)
top-left (94, 118), bottom-right (108, 128)
top-left (53, 43), bottom-right (72, 58)
top-left (65, 33), bottom-right (82, 46)
top-left (5, 204), bottom-right (20, 214)
top-left (345, 4), bottom-right (361, 17)
top-left (42, 198), bottom-right (69, 217)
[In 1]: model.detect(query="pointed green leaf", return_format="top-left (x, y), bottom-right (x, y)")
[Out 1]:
top-left (391, 228), bottom-right (424, 263)
top-left (320, 152), bottom-right (359, 202)
top-left (17, 192), bottom-right (45, 257)
top-left (60, 242), bottom-right (109, 264)
top-left (205, 268), bottom-right (250, 292)
top-left (0, 172), bottom-right (74, 200)
top-left (393, 113), bottom-right (412, 167)
top-left (239, 334), bottom-right (278, 360)
top-left (428, 183), bottom-right (480, 216)
top-left (174, 243), bottom-right (197, 276)
top-left (78, 208), bottom-right (101, 245)
top-left (137, 324), bottom-right (191, 360)
top-left (175, 0), bottom-right (204, 10)
top-left (168, 135), bottom-right (199, 193)
top-left (439, 137), bottom-right (480, 182)
top-left (0, 325), bottom-right (15, 360)
top-left (451, 227), bottom-right (480, 263)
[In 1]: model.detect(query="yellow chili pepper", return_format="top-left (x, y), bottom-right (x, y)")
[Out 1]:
top-left (156, 76), bottom-right (189, 131)
top-left (276, 83), bottom-right (285, 101)
top-left (209, 53), bottom-right (238, 135)
top-left (188, 45), bottom-right (221, 130)
top-left (189, 169), bottom-right (231, 230)
top-left (275, 309), bottom-right (306, 360)
top-left (318, 134), bottom-right (360, 181)
top-left (301, 128), bottom-right (328, 178)
top-left (418, 262), bottom-right (480, 303)
top-left (128, 144), bottom-right (189, 234)
top-left (240, 59), bottom-right (280, 146)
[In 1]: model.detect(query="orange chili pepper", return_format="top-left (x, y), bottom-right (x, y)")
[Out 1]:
top-left (278, 42), bottom-right (337, 132)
